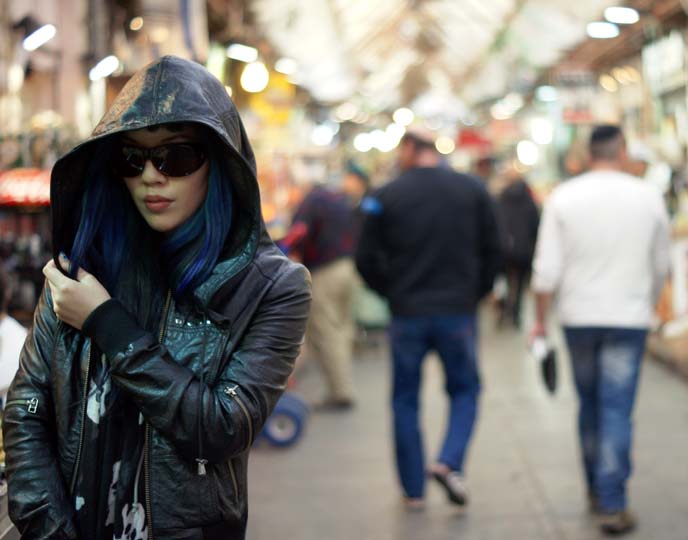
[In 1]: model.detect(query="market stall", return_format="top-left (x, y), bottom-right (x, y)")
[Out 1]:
top-left (0, 168), bottom-right (51, 326)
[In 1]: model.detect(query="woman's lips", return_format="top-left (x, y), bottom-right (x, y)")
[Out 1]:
top-left (144, 196), bottom-right (173, 212)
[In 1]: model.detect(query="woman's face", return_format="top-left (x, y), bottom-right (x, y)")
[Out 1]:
top-left (118, 125), bottom-right (210, 233)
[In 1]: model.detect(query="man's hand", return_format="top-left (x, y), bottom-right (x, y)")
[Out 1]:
top-left (530, 291), bottom-right (552, 344)
top-left (42, 255), bottom-right (111, 330)
top-left (529, 320), bottom-right (547, 343)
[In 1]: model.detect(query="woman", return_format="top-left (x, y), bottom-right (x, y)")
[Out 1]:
top-left (2, 56), bottom-right (311, 540)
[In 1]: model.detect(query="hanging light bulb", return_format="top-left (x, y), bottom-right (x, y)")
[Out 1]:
top-left (240, 62), bottom-right (269, 93)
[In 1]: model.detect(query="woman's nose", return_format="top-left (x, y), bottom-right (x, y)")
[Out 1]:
top-left (140, 160), bottom-right (165, 184)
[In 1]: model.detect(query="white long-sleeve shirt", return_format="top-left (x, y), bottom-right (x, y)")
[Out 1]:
top-left (0, 315), bottom-right (26, 402)
top-left (532, 169), bottom-right (671, 328)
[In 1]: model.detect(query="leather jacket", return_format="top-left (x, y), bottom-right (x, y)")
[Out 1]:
top-left (2, 56), bottom-right (311, 540)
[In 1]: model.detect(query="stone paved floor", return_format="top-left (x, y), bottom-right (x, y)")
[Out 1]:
top-left (248, 314), bottom-right (688, 540)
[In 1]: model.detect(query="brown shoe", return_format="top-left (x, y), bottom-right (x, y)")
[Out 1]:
top-left (402, 497), bottom-right (426, 512)
top-left (312, 398), bottom-right (355, 412)
top-left (599, 510), bottom-right (637, 535)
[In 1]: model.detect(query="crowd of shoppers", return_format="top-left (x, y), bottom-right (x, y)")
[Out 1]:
top-left (0, 100), bottom-right (674, 539)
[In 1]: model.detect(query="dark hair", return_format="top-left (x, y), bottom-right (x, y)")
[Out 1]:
top-left (346, 160), bottom-right (370, 188)
top-left (69, 137), bottom-right (233, 328)
top-left (589, 125), bottom-right (624, 161)
top-left (401, 132), bottom-right (436, 152)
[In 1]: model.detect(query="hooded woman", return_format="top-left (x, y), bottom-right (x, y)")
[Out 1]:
top-left (2, 56), bottom-right (311, 540)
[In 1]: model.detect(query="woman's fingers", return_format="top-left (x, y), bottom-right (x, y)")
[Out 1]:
top-left (42, 260), bottom-right (68, 286)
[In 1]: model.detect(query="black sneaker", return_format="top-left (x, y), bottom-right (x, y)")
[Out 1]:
top-left (599, 510), bottom-right (637, 535)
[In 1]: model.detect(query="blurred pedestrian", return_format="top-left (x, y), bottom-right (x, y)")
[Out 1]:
top-left (356, 127), bottom-right (501, 510)
top-left (531, 125), bottom-right (671, 535)
top-left (281, 161), bottom-right (369, 411)
top-left (0, 265), bottom-right (25, 403)
top-left (2, 56), bottom-right (310, 540)
top-left (0, 264), bottom-right (25, 468)
top-left (495, 165), bottom-right (540, 328)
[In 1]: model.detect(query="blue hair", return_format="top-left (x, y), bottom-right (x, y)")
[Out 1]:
top-left (161, 156), bottom-right (233, 297)
top-left (70, 144), bottom-right (233, 302)
top-left (70, 154), bottom-right (130, 291)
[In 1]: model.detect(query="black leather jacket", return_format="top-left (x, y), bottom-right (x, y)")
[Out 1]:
top-left (2, 56), bottom-right (311, 540)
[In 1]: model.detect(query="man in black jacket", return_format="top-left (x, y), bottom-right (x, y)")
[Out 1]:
top-left (356, 127), bottom-right (501, 510)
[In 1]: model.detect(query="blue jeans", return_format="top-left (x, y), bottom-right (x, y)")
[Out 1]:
top-left (389, 314), bottom-right (480, 499)
top-left (564, 327), bottom-right (647, 512)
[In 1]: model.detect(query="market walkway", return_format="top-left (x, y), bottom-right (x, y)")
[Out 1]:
top-left (247, 314), bottom-right (688, 540)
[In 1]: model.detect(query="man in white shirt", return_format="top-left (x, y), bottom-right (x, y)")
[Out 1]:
top-left (531, 125), bottom-right (671, 536)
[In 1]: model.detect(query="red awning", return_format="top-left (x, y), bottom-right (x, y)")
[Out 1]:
top-left (0, 168), bottom-right (51, 206)
top-left (457, 129), bottom-right (492, 152)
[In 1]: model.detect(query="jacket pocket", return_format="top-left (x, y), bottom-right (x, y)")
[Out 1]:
top-left (212, 457), bottom-right (243, 522)
top-left (153, 451), bottom-right (222, 529)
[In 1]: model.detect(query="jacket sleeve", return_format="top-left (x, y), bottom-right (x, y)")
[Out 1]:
top-left (83, 263), bottom-right (311, 463)
top-left (354, 195), bottom-right (389, 296)
top-left (2, 284), bottom-right (80, 540)
top-left (478, 190), bottom-right (502, 299)
top-left (279, 192), bottom-right (315, 255)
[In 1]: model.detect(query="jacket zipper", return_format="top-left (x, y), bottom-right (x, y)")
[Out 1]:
top-left (223, 385), bottom-right (253, 452)
top-left (145, 290), bottom-right (172, 540)
top-left (69, 345), bottom-right (93, 496)
top-left (228, 458), bottom-right (239, 503)
top-left (4, 397), bottom-right (39, 413)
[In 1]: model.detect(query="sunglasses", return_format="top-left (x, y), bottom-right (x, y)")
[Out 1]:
top-left (113, 142), bottom-right (207, 178)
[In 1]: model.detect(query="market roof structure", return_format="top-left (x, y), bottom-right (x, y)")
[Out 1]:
top-left (252, 0), bottom-right (622, 116)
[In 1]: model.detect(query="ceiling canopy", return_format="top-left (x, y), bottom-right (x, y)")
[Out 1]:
top-left (253, 0), bottom-right (619, 116)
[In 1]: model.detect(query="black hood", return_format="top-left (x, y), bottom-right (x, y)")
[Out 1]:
top-left (50, 55), bottom-right (264, 306)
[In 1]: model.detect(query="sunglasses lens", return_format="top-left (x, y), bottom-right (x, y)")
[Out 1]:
top-left (113, 146), bottom-right (146, 177)
top-left (155, 144), bottom-right (206, 176)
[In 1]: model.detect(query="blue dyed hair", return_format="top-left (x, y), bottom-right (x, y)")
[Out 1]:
top-left (69, 141), bottom-right (233, 302)
top-left (160, 156), bottom-right (233, 297)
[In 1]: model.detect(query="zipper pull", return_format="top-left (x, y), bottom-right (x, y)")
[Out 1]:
top-left (27, 398), bottom-right (38, 414)
top-left (224, 385), bottom-right (238, 397)
top-left (196, 458), bottom-right (208, 476)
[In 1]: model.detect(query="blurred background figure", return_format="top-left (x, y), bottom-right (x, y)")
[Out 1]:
top-left (0, 263), bottom-right (25, 475)
top-left (356, 127), bottom-right (501, 511)
top-left (0, 264), bottom-right (25, 405)
top-left (281, 162), bottom-right (370, 411)
top-left (494, 163), bottom-right (540, 329)
top-left (627, 140), bottom-right (674, 197)
top-left (342, 160), bottom-right (371, 212)
top-left (531, 125), bottom-right (671, 536)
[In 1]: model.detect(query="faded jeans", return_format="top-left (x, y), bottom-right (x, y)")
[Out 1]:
top-left (563, 327), bottom-right (647, 512)
top-left (389, 314), bottom-right (480, 499)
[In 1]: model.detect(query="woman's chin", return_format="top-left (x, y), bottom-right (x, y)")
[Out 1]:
top-left (143, 215), bottom-right (179, 233)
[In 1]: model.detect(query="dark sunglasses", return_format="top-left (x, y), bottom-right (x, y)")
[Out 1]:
top-left (113, 142), bottom-right (207, 178)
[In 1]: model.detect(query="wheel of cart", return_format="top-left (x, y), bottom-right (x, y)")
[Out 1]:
top-left (259, 392), bottom-right (309, 448)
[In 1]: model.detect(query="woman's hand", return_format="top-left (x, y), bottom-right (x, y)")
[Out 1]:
top-left (42, 255), bottom-right (111, 330)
